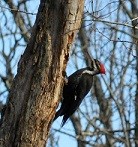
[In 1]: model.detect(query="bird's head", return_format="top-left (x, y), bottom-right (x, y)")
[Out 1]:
top-left (92, 59), bottom-right (106, 75)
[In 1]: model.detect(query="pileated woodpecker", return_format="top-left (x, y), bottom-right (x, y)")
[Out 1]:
top-left (54, 59), bottom-right (105, 127)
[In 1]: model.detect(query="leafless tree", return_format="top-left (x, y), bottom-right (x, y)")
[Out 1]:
top-left (0, 0), bottom-right (138, 147)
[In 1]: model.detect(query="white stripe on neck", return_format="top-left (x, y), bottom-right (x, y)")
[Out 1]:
top-left (82, 70), bottom-right (95, 75)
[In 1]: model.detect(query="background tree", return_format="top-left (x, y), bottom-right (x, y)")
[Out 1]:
top-left (0, 0), bottom-right (138, 147)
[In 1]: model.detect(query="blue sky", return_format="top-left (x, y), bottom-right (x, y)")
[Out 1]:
top-left (0, 0), bottom-right (136, 146)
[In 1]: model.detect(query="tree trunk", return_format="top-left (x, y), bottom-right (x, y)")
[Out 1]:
top-left (0, 0), bottom-right (84, 146)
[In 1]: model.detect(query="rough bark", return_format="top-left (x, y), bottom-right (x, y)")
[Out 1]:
top-left (0, 0), bottom-right (84, 146)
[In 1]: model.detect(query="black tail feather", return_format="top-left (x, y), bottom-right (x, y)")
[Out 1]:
top-left (53, 109), bottom-right (63, 122)
top-left (61, 115), bottom-right (69, 127)
top-left (54, 109), bottom-right (69, 127)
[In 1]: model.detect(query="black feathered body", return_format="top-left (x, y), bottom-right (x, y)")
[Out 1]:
top-left (54, 67), bottom-right (94, 127)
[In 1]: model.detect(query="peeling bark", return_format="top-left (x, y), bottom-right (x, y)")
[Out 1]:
top-left (0, 0), bottom-right (84, 146)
